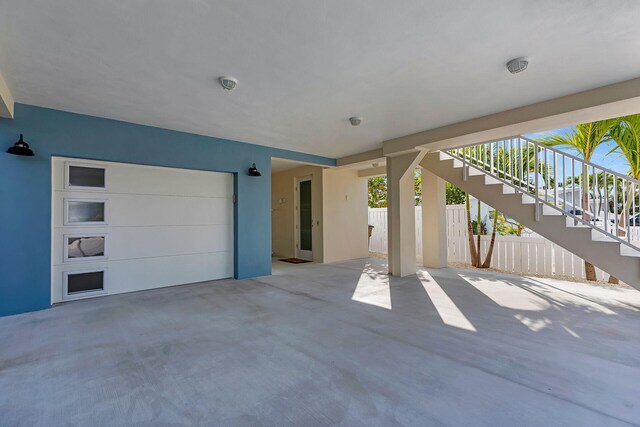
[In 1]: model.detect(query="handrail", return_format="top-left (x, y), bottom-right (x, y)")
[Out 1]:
top-left (445, 136), bottom-right (640, 252)
top-left (519, 136), bottom-right (640, 185)
top-left (449, 136), bottom-right (640, 185)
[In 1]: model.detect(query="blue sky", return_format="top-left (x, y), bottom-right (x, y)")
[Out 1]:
top-left (525, 127), bottom-right (629, 175)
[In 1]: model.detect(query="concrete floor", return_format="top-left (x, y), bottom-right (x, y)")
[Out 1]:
top-left (1, 259), bottom-right (640, 426)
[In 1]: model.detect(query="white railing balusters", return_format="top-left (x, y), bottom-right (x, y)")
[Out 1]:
top-left (445, 135), bottom-right (640, 252)
top-left (614, 176), bottom-right (619, 235)
top-left (571, 158), bottom-right (576, 221)
top-left (462, 146), bottom-right (467, 181)
top-left (623, 180), bottom-right (628, 240)
top-left (489, 142), bottom-right (496, 175)
top-left (552, 152), bottom-right (558, 206)
top-left (534, 140), bottom-right (540, 221)
top-left (562, 153), bottom-right (567, 210)
top-left (604, 171), bottom-right (609, 227)
top-left (509, 138), bottom-right (513, 183)
top-left (592, 165), bottom-right (596, 219)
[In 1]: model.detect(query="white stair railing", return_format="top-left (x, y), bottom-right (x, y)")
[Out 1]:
top-left (446, 136), bottom-right (640, 251)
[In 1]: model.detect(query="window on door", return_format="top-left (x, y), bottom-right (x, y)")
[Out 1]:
top-left (63, 269), bottom-right (107, 299)
top-left (299, 180), bottom-right (312, 252)
top-left (64, 199), bottom-right (107, 225)
top-left (66, 163), bottom-right (107, 190)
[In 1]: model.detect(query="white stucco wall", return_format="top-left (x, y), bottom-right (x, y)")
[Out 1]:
top-left (322, 168), bottom-right (369, 263)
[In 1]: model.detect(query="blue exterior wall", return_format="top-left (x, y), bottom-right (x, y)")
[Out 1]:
top-left (0, 104), bottom-right (335, 316)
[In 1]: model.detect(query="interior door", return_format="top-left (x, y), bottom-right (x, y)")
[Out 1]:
top-left (296, 176), bottom-right (313, 260)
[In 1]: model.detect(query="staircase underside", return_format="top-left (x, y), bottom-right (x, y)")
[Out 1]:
top-left (421, 152), bottom-right (640, 291)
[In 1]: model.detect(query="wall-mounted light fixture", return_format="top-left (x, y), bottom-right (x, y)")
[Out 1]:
top-left (248, 163), bottom-right (262, 176)
top-left (6, 134), bottom-right (34, 156)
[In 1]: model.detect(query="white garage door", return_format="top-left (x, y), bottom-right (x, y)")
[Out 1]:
top-left (51, 157), bottom-right (234, 303)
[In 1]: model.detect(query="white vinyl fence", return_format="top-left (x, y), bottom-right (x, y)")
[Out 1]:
top-left (368, 205), bottom-right (609, 281)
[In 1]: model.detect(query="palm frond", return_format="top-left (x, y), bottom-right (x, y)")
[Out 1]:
top-left (609, 114), bottom-right (640, 180)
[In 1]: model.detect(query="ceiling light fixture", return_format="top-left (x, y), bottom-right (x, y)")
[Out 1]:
top-left (6, 134), bottom-right (34, 156)
top-left (349, 117), bottom-right (362, 126)
top-left (506, 57), bottom-right (529, 74)
top-left (219, 76), bottom-right (238, 91)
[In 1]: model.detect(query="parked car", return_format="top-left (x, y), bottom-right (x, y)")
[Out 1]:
top-left (610, 213), bottom-right (640, 225)
top-left (566, 208), bottom-right (602, 223)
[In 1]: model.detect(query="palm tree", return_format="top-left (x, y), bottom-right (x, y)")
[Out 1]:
top-left (609, 114), bottom-right (640, 179)
top-left (606, 114), bottom-right (640, 283)
top-left (541, 119), bottom-right (617, 281)
top-left (462, 143), bottom-right (537, 269)
top-left (465, 194), bottom-right (479, 267)
top-left (481, 209), bottom-right (499, 268)
top-left (464, 193), bottom-right (500, 269)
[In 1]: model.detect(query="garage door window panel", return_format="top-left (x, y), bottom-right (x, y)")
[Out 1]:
top-left (64, 234), bottom-right (108, 262)
top-left (64, 199), bottom-right (107, 225)
top-left (65, 163), bottom-right (107, 190)
top-left (63, 270), bottom-right (107, 300)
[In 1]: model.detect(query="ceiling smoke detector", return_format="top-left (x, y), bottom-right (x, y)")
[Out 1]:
top-left (349, 117), bottom-right (362, 126)
top-left (506, 57), bottom-right (528, 74)
top-left (219, 76), bottom-right (238, 91)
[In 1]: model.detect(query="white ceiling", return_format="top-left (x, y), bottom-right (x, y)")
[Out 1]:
top-left (1, 1), bottom-right (639, 158)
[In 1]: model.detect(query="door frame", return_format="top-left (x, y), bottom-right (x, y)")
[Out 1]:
top-left (295, 175), bottom-right (313, 260)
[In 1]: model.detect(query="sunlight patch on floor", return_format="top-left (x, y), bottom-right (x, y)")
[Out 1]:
top-left (458, 274), bottom-right (551, 311)
top-left (523, 278), bottom-right (618, 315)
top-left (351, 264), bottom-right (392, 309)
top-left (514, 314), bottom-right (552, 332)
top-left (418, 270), bottom-right (476, 332)
top-left (562, 325), bottom-right (582, 339)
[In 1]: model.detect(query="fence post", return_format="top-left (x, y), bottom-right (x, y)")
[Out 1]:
top-left (544, 239), bottom-right (554, 277)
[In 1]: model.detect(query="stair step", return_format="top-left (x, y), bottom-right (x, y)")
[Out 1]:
top-left (621, 244), bottom-right (640, 257)
top-left (542, 205), bottom-right (563, 216)
top-left (591, 229), bottom-right (618, 242)
top-left (565, 217), bottom-right (590, 227)
top-left (452, 159), bottom-right (463, 168)
top-left (521, 194), bottom-right (536, 204)
top-left (439, 151), bottom-right (452, 161)
top-left (467, 167), bottom-right (485, 176)
top-left (502, 185), bottom-right (516, 194)
top-left (484, 175), bottom-right (502, 185)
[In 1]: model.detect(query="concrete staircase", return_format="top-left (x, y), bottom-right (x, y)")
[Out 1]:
top-left (421, 151), bottom-right (640, 290)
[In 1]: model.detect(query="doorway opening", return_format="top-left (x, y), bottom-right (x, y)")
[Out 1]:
top-left (271, 158), bottom-right (321, 264)
top-left (296, 175), bottom-right (313, 260)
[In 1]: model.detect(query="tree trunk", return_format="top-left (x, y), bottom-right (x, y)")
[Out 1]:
top-left (466, 194), bottom-right (478, 267)
top-left (584, 262), bottom-right (597, 282)
top-left (582, 164), bottom-right (597, 281)
top-left (476, 200), bottom-right (482, 267)
top-left (481, 210), bottom-right (499, 268)
top-left (609, 185), bottom-right (634, 285)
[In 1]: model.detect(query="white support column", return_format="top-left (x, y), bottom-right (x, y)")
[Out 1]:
top-left (422, 168), bottom-right (447, 268)
top-left (387, 151), bottom-right (425, 277)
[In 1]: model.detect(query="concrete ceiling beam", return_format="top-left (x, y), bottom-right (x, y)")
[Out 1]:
top-left (382, 77), bottom-right (640, 157)
top-left (0, 71), bottom-right (14, 119)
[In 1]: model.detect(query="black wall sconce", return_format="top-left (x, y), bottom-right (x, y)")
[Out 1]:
top-left (248, 163), bottom-right (262, 176)
top-left (6, 134), bottom-right (34, 156)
